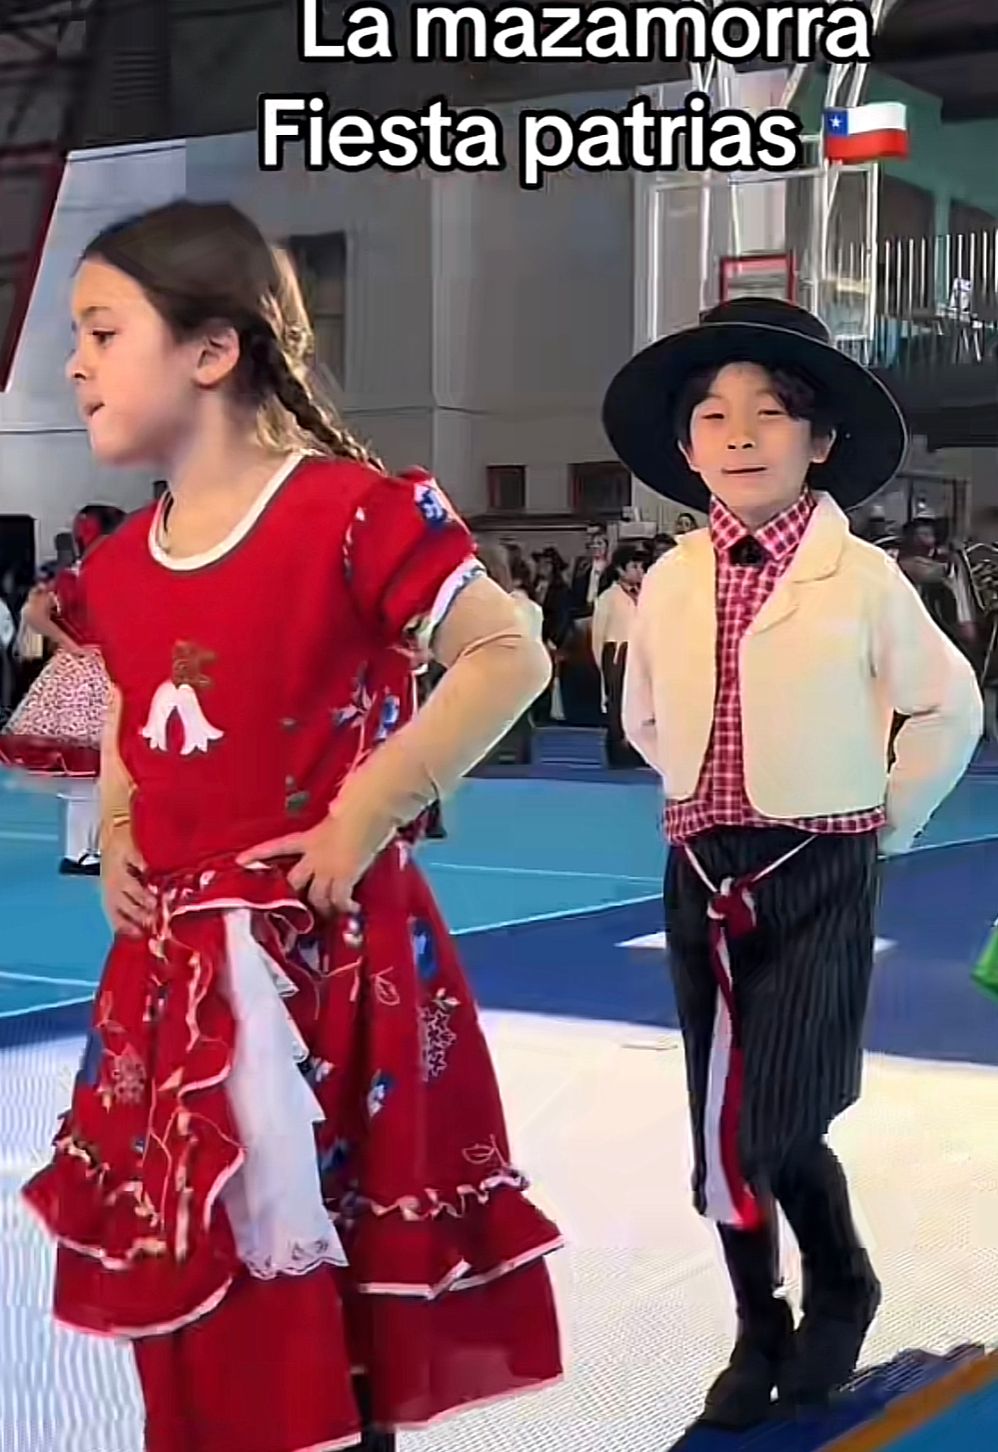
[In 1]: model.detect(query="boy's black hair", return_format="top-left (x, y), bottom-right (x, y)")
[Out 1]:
top-left (674, 363), bottom-right (838, 448)
top-left (609, 543), bottom-right (645, 575)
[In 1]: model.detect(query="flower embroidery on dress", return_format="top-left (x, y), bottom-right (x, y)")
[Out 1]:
top-left (462, 1134), bottom-right (506, 1168)
top-left (109, 1045), bottom-right (147, 1105)
top-left (414, 481), bottom-right (453, 531)
top-left (367, 1071), bottom-right (394, 1119)
top-left (141, 642), bottom-right (224, 755)
top-left (371, 967), bottom-right (401, 1006)
top-left (420, 988), bottom-right (459, 1081)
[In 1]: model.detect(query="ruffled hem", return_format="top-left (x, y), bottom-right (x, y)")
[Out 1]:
top-left (22, 1109), bottom-right (243, 1272)
top-left (236, 1233), bottom-right (348, 1281)
top-left (0, 734), bottom-right (100, 776)
top-left (341, 1181), bottom-right (564, 1296)
top-left (21, 869), bottom-right (286, 1335)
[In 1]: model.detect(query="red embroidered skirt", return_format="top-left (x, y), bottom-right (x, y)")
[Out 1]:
top-left (23, 851), bottom-right (563, 1450)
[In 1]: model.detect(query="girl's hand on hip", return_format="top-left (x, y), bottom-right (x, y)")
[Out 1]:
top-left (237, 817), bottom-right (363, 916)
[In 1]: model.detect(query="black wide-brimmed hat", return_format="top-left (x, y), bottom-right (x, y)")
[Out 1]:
top-left (601, 296), bottom-right (908, 512)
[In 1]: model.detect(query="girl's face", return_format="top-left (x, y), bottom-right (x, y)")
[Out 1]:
top-left (680, 362), bottom-right (833, 526)
top-left (66, 259), bottom-right (239, 468)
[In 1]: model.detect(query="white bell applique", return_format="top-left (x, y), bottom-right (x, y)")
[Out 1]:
top-left (141, 642), bottom-right (224, 756)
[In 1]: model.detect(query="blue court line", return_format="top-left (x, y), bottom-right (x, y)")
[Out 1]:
top-left (431, 861), bottom-right (661, 884)
top-left (906, 833), bottom-right (998, 855)
top-left (0, 968), bottom-right (99, 988)
top-left (0, 995), bottom-right (93, 1022)
top-left (450, 892), bottom-right (661, 937)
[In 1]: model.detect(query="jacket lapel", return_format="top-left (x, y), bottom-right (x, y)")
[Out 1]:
top-left (677, 529), bottom-right (718, 669)
top-left (747, 493), bottom-right (848, 637)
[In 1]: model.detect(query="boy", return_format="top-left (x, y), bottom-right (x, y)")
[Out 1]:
top-left (602, 297), bottom-right (983, 1428)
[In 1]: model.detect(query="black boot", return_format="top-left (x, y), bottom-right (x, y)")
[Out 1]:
top-left (773, 1142), bottom-right (881, 1409)
top-left (700, 1218), bottom-right (794, 1430)
top-left (360, 1434), bottom-right (395, 1451)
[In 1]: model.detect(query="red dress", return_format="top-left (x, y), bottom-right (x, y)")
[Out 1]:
top-left (22, 456), bottom-right (563, 1452)
top-left (0, 562), bottom-right (110, 777)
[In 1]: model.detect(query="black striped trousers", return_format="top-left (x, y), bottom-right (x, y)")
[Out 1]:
top-left (664, 826), bottom-right (880, 1217)
top-left (601, 642), bottom-right (642, 768)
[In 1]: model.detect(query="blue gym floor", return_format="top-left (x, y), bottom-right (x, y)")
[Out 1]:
top-left (2, 728), bottom-right (997, 1450)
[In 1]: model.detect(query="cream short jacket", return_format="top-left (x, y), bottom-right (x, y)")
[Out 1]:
top-left (622, 492), bottom-right (983, 854)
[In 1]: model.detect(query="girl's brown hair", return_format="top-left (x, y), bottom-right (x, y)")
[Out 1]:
top-left (81, 200), bottom-right (383, 470)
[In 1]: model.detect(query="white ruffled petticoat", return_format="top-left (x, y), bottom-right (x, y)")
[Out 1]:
top-left (218, 910), bottom-right (347, 1278)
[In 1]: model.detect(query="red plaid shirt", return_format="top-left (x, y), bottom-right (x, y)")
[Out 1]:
top-left (665, 489), bottom-right (886, 844)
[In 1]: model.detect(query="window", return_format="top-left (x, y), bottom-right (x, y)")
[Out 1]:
top-left (285, 232), bottom-right (347, 383)
top-left (570, 461), bottom-right (630, 516)
top-left (486, 465), bottom-right (525, 513)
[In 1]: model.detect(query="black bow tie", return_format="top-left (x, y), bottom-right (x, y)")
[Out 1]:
top-left (729, 536), bottom-right (768, 568)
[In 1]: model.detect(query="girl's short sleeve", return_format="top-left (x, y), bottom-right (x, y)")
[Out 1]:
top-left (345, 468), bottom-right (484, 646)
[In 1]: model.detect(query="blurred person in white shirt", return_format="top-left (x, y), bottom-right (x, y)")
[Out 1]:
top-left (591, 544), bottom-right (646, 767)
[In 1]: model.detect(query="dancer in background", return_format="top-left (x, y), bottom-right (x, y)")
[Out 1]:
top-left (0, 504), bottom-right (124, 874)
top-left (604, 296), bottom-right (982, 1430)
top-left (590, 543), bottom-right (645, 769)
top-left (23, 199), bottom-right (562, 1452)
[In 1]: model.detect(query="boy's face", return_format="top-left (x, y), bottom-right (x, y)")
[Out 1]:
top-left (679, 362), bottom-right (834, 526)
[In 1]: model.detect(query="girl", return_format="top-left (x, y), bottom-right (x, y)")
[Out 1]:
top-left (22, 200), bottom-right (563, 1452)
top-left (0, 504), bottom-right (124, 873)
